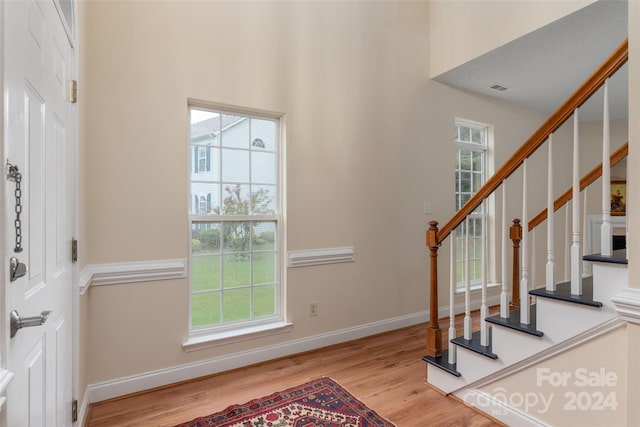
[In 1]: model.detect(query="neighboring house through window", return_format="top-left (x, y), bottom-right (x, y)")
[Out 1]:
top-left (189, 104), bottom-right (281, 335)
top-left (197, 146), bottom-right (209, 173)
top-left (199, 195), bottom-right (208, 215)
top-left (455, 120), bottom-right (489, 290)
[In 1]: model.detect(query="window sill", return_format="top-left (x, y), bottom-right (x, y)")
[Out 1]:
top-left (455, 282), bottom-right (501, 294)
top-left (182, 321), bottom-right (293, 352)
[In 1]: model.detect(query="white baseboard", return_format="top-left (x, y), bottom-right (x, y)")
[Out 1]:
top-left (455, 388), bottom-right (550, 427)
top-left (86, 310), bottom-right (428, 403)
top-left (84, 294), bottom-right (499, 404)
top-left (77, 387), bottom-right (90, 427)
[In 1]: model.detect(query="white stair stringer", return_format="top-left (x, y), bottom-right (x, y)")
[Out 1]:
top-left (427, 262), bottom-right (627, 395)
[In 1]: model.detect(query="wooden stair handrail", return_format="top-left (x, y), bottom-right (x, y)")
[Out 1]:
top-left (435, 39), bottom-right (628, 244)
top-left (528, 141), bottom-right (628, 231)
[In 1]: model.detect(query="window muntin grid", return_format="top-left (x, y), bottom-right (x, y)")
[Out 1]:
top-left (189, 106), bottom-right (281, 332)
top-left (455, 122), bottom-right (487, 288)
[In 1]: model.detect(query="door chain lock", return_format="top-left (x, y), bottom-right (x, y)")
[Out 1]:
top-left (6, 162), bottom-right (23, 253)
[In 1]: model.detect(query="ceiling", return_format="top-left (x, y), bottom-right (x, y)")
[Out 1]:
top-left (433, 0), bottom-right (628, 121)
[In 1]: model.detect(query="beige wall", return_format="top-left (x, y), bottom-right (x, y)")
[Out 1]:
top-left (428, 0), bottom-right (597, 77)
top-left (80, 0), bottom-right (559, 385)
top-left (627, 323), bottom-right (640, 422)
top-left (78, 0), bottom-right (633, 398)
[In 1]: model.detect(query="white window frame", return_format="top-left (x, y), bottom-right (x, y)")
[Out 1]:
top-left (198, 195), bottom-right (207, 214)
top-left (197, 146), bottom-right (207, 173)
top-left (184, 101), bottom-right (290, 349)
top-left (454, 120), bottom-right (495, 291)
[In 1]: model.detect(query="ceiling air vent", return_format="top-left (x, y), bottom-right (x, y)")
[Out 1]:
top-left (490, 84), bottom-right (509, 92)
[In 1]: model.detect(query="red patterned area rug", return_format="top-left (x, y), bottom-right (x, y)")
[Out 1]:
top-left (174, 377), bottom-right (396, 427)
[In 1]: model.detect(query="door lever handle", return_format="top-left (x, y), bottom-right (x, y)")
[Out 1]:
top-left (10, 310), bottom-right (51, 338)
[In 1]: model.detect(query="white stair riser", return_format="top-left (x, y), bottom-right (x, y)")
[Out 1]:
top-left (427, 345), bottom-right (506, 394)
top-left (592, 263), bottom-right (628, 304)
top-left (427, 364), bottom-right (465, 394)
top-left (491, 327), bottom-right (549, 365)
top-left (456, 345), bottom-right (505, 381)
top-left (535, 299), bottom-right (611, 343)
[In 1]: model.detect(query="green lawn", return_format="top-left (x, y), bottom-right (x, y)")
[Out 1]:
top-left (455, 236), bottom-right (483, 284)
top-left (191, 252), bottom-right (276, 327)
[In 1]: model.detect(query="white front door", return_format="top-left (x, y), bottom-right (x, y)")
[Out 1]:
top-left (4, 0), bottom-right (74, 425)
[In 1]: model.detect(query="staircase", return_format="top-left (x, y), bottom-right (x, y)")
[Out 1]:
top-left (422, 40), bottom-right (630, 425)
top-left (425, 252), bottom-right (627, 393)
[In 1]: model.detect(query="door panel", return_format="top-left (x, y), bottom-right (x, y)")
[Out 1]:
top-left (53, 117), bottom-right (67, 270)
top-left (26, 339), bottom-right (45, 426)
top-left (55, 316), bottom-right (67, 426)
top-left (26, 83), bottom-right (46, 291)
top-left (4, 0), bottom-right (74, 425)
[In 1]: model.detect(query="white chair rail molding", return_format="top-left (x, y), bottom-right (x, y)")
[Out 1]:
top-left (287, 247), bottom-right (355, 268)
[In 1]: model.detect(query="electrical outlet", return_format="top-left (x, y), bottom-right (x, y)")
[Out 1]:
top-left (310, 302), bottom-right (318, 317)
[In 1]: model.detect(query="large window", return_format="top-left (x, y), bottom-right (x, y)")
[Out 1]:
top-left (455, 121), bottom-right (487, 289)
top-left (189, 104), bottom-right (281, 333)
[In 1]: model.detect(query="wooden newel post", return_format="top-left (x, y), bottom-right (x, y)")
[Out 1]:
top-left (426, 221), bottom-right (442, 357)
top-left (510, 219), bottom-right (522, 310)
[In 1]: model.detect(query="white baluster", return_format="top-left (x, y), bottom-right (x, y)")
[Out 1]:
top-left (601, 78), bottom-right (612, 256)
top-left (546, 135), bottom-right (556, 291)
top-left (448, 236), bottom-right (457, 365)
top-left (571, 109), bottom-right (582, 295)
top-left (583, 187), bottom-right (590, 277)
top-left (521, 159), bottom-right (530, 324)
top-left (565, 204), bottom-right (571, 281)
top-left (500, 183), bottom-right (509, 318)
top-left (481, 201), bottom-right (489, 346)
top-left (464, 217), bottom-right (472, 340)
top-left (531, 229), bottom-right (537, 289)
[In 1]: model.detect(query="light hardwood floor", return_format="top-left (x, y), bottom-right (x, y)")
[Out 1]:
top-left (86, 318), bottom-right (501, 426)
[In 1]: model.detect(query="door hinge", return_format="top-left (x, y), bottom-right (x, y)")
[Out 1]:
top-left (68, 80), bottom-right (77, 103)
top-left (72, 399), bottom-right (78, 422)
top-left (72, 239), bottom-right (78, 263)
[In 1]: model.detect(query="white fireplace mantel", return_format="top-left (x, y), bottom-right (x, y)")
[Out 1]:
top-left (585, 214), bottom-right (626, 255)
